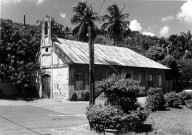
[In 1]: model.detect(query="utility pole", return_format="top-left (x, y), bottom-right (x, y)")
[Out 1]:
top-left (89, 29), bottom-right (95, 105)
top-left (24, 15), bottom-right (26, 27)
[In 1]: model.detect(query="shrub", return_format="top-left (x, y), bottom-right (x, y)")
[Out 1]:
top-left (86, 104), bottom-right (149, 132)
top-left (179, 91), bottom-right (192, 100)
top-left (177, 60), bottom-right (192, 89)
top-left (98, 74), bottom-right (140, 113)
top-left (145, 88), bottom-right (166, 111)
top-left (164, 92), bottom-right (183, 107)
top-left (86, 74), bottom-right (149, 132)
top-left (86, 104), bottom-right (124, 131)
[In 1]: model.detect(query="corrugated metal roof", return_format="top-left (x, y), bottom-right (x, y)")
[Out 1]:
top-left (54, 38), bottom-right (170, 70)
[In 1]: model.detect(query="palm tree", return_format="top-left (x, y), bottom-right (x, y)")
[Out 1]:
top-left (71, 1), bottom-right (100, 105)
top-left (101, 4), bottom-right (130, 45)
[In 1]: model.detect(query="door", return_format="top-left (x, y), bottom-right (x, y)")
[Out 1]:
top-left (42, 74), bottom-right (50, 98)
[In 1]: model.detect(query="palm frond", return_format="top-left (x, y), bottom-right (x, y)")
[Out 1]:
top-left (120, 13), bottom-right (129, 21)
top-left (101, 21), bottom-right (113, 30)
top-left (71, 14), bottom-right (83, 25)
top-left (107, 4), bottom-right (120, 17)
top-left (120, 4), bottom-right (126, 14)
top-left (91, 16), bottom-right (102, 23)
top-left (102, 15), bottom-right (112, 22)
top-left (72, 1), bottom-right (87, 16)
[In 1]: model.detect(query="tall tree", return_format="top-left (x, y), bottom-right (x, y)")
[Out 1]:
top-left (71, 1), bottom-right (100, 105)
top-left (180, 31), bottom-right (192, 59)
top-left (101, 4), bottom-right (130, 45)
top-left (0, 19), bottom-right (41, 95)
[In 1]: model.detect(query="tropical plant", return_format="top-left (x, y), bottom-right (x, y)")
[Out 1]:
top-left (71, 1), bottom-right (100, 42)
top-left (101, 4), bottom-right (130, 45)
top-left (71, 1), bottom-right (100, 104)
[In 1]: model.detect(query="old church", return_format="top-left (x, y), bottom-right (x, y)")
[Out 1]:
top-left (30, 16), bottom-right (173, 101)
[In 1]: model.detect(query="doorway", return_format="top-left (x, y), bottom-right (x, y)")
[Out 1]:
top-left (42, 74), bottom-right (50, 98)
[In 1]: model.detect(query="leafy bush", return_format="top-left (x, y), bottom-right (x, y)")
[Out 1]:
top-left (86, 74), bottom-right (149, 132)
top-left (86, 104), bottom-right (149, 131)
top-left (98, 74), bottom-right (140, 113)
top-left (179, 91), bottom-right (192, 100)
top-left (145, 88), bottom-right (166, 111)
top-left (164, 92), bottom-right (183, 107)
top-left (86, 104), bottom-right (124, 131)
top-left (177, 60), bottom-right (192, 89)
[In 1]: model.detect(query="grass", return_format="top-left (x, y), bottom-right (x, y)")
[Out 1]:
top-left (82, 105), bottom-right (192, 135)
top-left (131, 105), bottom-right (192, 135)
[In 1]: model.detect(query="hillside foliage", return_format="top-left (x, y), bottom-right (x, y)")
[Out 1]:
top-left (1, 12), bottom-right (192, 91)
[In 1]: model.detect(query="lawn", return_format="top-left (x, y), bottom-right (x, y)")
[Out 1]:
top-left (83, 105), bottom-right (192, 135)
top-left (144, 106), bottom-right (192, 135)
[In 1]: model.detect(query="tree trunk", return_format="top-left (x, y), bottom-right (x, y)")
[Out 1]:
top-left (89, 27), bottom-right (95, 105)
top-left (113, 35), bottom-right (116, 46)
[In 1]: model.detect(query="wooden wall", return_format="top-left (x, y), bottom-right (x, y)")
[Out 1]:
top-left (68, 64), bottom-right (173, 100)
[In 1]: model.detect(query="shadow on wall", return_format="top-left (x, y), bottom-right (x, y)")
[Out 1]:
top-left (71, 91), bottom-right (89, 101)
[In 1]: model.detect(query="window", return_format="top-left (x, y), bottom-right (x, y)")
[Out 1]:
top-left (158, 75), bottom-right (163, 87)
top-left (126, 73), bottom-right (131, 79)
top-left (137, 74), bottom-right (143, 86)
top-left (75, 73), bottom-right (84, 90)
top-left (137, 74), bottom-right (142, 81)
top-left (148, 74), bottom-right (154, 87)
top-left (94, 74), bottom-right (100, 81)
top-left (45, 48), bottom-right (48, 52)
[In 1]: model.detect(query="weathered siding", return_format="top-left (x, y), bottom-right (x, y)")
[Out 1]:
top-left (30, 68), bottom-right (41, 97)
top-left (69, 64), bottom-right (89, 100)
top-left (68, 65), bottom-right (172, 100)
top-left (53, 67), bottom-right (69, 99)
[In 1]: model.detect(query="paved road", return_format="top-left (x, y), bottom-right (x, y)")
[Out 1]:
top-left (0, 100), bottom-right (90, 135)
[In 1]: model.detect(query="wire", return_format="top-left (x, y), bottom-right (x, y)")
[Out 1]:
top-left (98, 0), bottom-right (105, 14)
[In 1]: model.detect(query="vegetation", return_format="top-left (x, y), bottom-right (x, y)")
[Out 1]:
top-left (164, 92), bottom-right (183, 107)
top-left (86, 74), bottom-right (149, 132)
top-left (101, 4), bottom-right (130, 45)
top-left (71, 1), bottom-right (101, 105)
top-left (0, 18), bottom-right (70, 95)
top-left (0, 19), bottom-right (41, 90)
top-left (1, 0), bottom-right (192, 93)
top-left (71, 1), bottom-right (100, 42)
top-left (177, 59), bottom-right (192, 89)
top-left (145, 88), bottom-right (166, 111)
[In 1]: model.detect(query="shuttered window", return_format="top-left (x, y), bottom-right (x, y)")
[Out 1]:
top-left (75, 72), bottom-right (84, 90)
top-left (158, 74), bottom-right (163, 87)
top-left (148, 74), bottom-right (154, 87)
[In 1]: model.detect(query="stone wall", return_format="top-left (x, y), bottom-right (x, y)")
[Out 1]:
top-left (53, 67), bottom-right (69, 100)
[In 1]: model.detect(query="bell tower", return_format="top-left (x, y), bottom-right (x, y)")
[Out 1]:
top-left (40, 16), bottom-right (53, 98)
top-left (40, 16), bottom-right (52, 67)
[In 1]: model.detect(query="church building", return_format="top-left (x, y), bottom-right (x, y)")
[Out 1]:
top-left (29, 16), bottom-right (173, 100)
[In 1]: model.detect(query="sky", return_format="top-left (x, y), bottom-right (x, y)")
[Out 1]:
top-left (0, 0), bottom-right (192, 38)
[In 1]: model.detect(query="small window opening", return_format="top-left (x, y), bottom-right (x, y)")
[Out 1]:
top-left (45, 48), bottom-right (48, 52)
top-left (44, 21), bottom-right (48, 35)
top-left (126, 73), bottom-right (131, 79)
